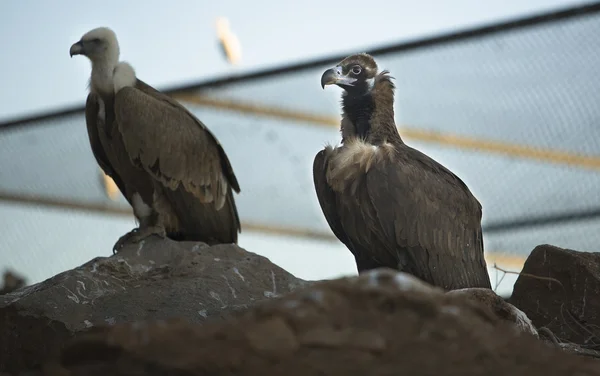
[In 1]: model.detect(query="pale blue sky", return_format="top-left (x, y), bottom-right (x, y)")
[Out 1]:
top-left (0, 0), bottom-right (589, 122)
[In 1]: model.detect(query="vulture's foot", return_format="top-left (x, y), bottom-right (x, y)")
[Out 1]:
top-left (112, 226), bottom-right (166, 254)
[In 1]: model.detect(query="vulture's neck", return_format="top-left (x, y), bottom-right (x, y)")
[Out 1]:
top-left (342, 90), bottom-right (374, 140)
top-left (341, 73), bottom-right (402, 145)
top-left (90, 59), bottom-right (118, 97)
top-left (89, 57), bottom-right (119, 139)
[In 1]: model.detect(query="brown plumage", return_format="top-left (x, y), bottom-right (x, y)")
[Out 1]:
top-left (314, 53), bottom-right (491, 290)
top-left (71, 27), bottom-right (241, 253)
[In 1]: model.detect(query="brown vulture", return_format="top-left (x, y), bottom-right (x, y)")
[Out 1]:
top-left (69, 27), bottom-right (241, 253)
top-left (314, 53), bottom-right (491, 290)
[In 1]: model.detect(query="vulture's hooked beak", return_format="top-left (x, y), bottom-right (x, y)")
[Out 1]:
top-left (69, 41), bottom-right (84, 57)
top-left (320, 66), bottom-right (357, 89)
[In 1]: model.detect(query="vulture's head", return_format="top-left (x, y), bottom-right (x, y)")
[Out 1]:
top-left (70, 27), bottom-right (120, 65)
top-left (321, 53), bottom-right (378, 95)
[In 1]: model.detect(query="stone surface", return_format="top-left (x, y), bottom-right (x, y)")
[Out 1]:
top-left (0, 237), bottom-right (306, 373)
top-left (37, 269), bottom-right (600, 376)
top-left (446, 288), bottom-right (538, 337)
top-left (510, 244), bottom-right (600, 347)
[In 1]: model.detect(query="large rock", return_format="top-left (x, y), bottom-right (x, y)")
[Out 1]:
top-left (39, 269), bottom-right (600, 376)
top-left (446, 288), bottom-right (538, 337)
top-left (510, 244), bottom-right (600, 346)
top-left (0, 237), bottom-right (306, 373)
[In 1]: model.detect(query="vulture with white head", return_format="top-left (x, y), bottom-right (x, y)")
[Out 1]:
top-left (70, 27), bottom-right (241, 253)
top-left (313, 53), bottom-right (491, 291)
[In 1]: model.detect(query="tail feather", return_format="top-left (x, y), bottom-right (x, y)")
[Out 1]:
top-left (164, 185), bottom-right (241, 245)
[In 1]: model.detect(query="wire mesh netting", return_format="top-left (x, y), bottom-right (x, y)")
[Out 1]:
top-left (1, 5), bottom-right (599, 285)
top-left (184, 7), bottom-right (600, 255)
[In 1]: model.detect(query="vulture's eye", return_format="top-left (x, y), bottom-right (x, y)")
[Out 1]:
top-left (351, 65), bottom-right (362, 75)
top-left (91, 38), bottom-right (101, 43)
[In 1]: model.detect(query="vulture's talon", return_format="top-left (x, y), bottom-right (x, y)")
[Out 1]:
top-left (112, 229), bottom-right (139, 254)
top-left (112, 226), bottom-right (166, 254)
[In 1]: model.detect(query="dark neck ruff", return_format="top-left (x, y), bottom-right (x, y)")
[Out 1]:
top-left (342, 73), bottom-right (402, 145)
top-left (342, 92), bottom-right (374, 140)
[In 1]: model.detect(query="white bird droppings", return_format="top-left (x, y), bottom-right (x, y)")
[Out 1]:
top-left (263, 270), bottom-right (279, 298)
top-left (63, 287), bottom-right (80, 304)
top-left (306, 289), bottom-right (325, 303)
top-left (233, 267), bottom-right (245, 282)
top-left (136, 240), bottom-right (145, 256)
top-left (222, 275), bottom-right (237, 299)
top-left (440, 305), bottom-right (461, 315)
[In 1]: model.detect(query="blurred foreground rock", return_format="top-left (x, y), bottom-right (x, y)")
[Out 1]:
top-left (0, 237), bottom-right (306, 373)
top-left (446, 287), bottom-right (538, 337)
top-left (37, 269), bottom-right (600, 376)
top-left (510, 244), bottom-right (600, 348)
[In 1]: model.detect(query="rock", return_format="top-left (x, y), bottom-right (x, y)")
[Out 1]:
top-left (0, 237), bottom-right (306, 373)
top-left (446, 288), bottom-right (538, 337)
top-left (40, 269), bottom-right (600, 376)
top-left (510, 244), bottom-right (600, 347)
top-left (557, 343), bottom-right (600, 359)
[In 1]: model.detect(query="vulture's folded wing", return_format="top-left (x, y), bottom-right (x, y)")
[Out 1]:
top-left (84, 92), bottom-right (129, 200)
top-left (364, 150), bottom-right (491, 289)
top-left (313, 149), bottom-right (390, 271)
top-left (113, 83), bottom-right (239, 210)
top-left (313, 150), bottom-right (353, 248)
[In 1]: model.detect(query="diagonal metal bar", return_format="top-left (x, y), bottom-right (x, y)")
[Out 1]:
top-left (174, 94), bottom-right (600, 172)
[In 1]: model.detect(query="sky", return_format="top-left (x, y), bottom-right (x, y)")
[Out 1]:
top-left (0, 0), bottom-right (591, 123)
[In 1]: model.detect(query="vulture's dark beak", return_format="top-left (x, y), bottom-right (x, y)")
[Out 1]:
top-left (321, 66), bottom-right (357, 89)
top-left (69, 41), bottom-right (84, 57)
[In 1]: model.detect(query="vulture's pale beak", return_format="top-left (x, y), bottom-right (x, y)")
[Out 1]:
top-left (69, 41), bottom-right (84, 57)
top-left (320, 66), bottom-right (356, 89)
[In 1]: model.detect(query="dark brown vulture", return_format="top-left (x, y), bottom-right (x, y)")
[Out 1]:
top-left (70, 27), bottom-right (241, 253)
top-left (314, 53), bottom-right (491, 290)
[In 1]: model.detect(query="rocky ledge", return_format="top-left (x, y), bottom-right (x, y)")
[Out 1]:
top-left (1, 240), bottom-right (600, 375)
top-left (0, 237), bottom-right (306, 372)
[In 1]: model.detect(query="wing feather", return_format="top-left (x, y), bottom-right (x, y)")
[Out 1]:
top-left (364, 146), bottom-right (491, 290)
top-left (313, 150), bottom-right (353, 248)
top-left (313, 150), bottom-right (389, 271)
top-left (112, 81), bottom-right (239, 210)
top-left (84, 93), bottom-right (130, 202)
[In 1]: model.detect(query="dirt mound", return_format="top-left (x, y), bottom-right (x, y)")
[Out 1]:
top-left (41, 269), bottom-right (600, 376)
